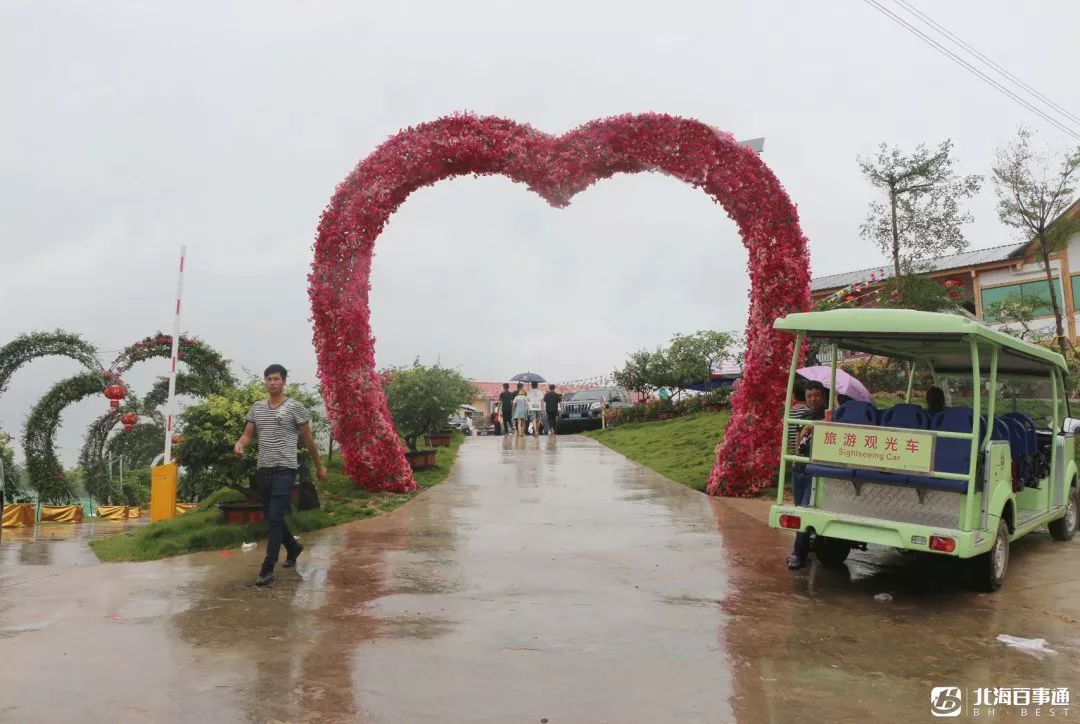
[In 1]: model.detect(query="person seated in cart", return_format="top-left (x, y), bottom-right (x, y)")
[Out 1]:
top-left (926, 385), bottom-right (945, 416)
top-left (786, 380), bottom-right (828, 569)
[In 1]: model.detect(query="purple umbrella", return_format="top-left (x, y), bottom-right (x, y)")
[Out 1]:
top-left (796, 366), bottom-right (873, 404)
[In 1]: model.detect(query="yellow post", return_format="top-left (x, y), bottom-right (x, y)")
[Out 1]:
top-left (150, 463), bottom-right (178, 522)
top-left (601, 396), bottom-right (607, 431)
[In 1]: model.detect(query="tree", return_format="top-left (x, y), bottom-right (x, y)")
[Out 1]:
top-left (654, 331), bottom-right (734, 400)
top-left (0, 429), bottom-right (20, 500)
top-left (859, 140), bottom-right (982, 303)
top-left (176, 379), bottom-right (323, 501)
top-left (118, 467), bottom-right (151, 507)
top-left (992, 127), bottom-right (1080, 358)
top-left (383, 363), bottom-right (476, 452)
top-left (985, 292), bottom-right (1053, 343)
top-left (613, 349), bottom-right (660, 403)
top-left (876, 273), bottom-right (956, 313)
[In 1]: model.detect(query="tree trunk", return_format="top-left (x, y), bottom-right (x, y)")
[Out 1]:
top-left (1038, 236), bottom-right (1070, 358)
top-left (890, 187), bottom-right (901, 290)
top-left (327, 436), bottom-right (334, 463)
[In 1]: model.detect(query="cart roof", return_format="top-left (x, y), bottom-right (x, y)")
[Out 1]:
top-left (774, 309), bottom-right (1067, 375)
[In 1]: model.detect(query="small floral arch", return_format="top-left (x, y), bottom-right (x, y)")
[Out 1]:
top-left (79, 335), bottom-right (235, 501)
top-left (311, 113), bottom-right (811, 495)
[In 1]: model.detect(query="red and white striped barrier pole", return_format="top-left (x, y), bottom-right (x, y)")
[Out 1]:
top-left (163, 245), bottom-right (186, 465)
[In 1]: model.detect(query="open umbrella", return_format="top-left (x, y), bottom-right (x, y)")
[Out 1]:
top-left (510, 372), bottom-right (546, 383)
top-left (796, 366), bottom-right (873, 404)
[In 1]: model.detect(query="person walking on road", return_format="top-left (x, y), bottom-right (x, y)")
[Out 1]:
top-left (543, 384), bottom-right (562, 436)
top-left (512, 387), bottom-right (529, 437)
top-left (234, 364), bottom-right (327, 587)
top-left (499, 383), bottom-right (516, 435)
top-left (526, 381), bottom-right (544, 437)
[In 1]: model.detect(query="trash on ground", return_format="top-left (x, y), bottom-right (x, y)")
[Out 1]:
top-left (996, 634), bottom-right (1057, 656)
top-left (241, 542), bottom-right (256, 552)
top-left (873, 593), bottom-right (893, 603)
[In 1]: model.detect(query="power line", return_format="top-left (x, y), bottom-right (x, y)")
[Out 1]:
top-left (861, 0), bottom-right (1080, 141)
top-left (892, 0), bottom-right (1080, 128)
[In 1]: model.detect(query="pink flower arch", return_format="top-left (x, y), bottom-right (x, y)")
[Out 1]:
top-left (310, 114), bottom-right (811, 495)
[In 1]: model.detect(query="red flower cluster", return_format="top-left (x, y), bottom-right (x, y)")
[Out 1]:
top-left (310, 113), bottom-right (810, 495)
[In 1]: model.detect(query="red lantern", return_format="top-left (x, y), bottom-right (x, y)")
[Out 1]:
top-left (120, 412), bottom-right (138, 427)
top-left (123, 423), bottom-right (134, 433)
top-left (943, 277), bottom-right (964, 289)
top-left (104, 384), bottom-right (126, 408)
top-left (947, 289), bottom-right (960, 300)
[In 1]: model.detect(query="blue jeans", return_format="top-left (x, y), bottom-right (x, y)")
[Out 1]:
top-left (791, 467), bottom-right (813, 560)
top-left (258, 467), bottom-right (299, 574)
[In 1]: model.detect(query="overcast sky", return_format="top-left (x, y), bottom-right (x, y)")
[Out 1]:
top-left (2, 0), bottom-right (1079, 465)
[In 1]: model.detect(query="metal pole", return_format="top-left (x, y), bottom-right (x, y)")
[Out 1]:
top-left (829, 343), bottom-right (839, 410)
top-left (964, 338), bottom-right (981, 531)
top-left (163, 245), bottom-right (187, 465)
top-left (777, 331), bottom-right (804, 505)
top-left (119, 455), bottom-right (124, 502)
top-left (905, 359), bottom-right (917, 403)
top-left (1051, 369), bottom-right (1060, 515)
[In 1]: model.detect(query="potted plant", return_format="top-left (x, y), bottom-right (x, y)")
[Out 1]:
top-left (425, 427), bottom-right (453, 447)
top-left (176, 379), bottom-right (323, 524)
top-left (383, 362), bottom-right (475, 471)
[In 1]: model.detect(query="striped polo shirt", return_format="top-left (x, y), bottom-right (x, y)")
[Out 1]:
top-left (246, 398), bottom-right (311, 469)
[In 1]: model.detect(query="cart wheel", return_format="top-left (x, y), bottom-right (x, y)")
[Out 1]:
top-left (970, 519), bottom-right (1009, 592)
top-left (1048, 484), bottom-right (1078, 542)
top-left (814, 535), bottom-right (852, 568)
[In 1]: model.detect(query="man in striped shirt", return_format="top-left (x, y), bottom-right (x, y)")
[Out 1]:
top-left (234, 364), bottom-right (327, 587)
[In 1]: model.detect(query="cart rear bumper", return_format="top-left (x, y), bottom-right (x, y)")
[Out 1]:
top-left (769, 504), bottom-right (984, 558)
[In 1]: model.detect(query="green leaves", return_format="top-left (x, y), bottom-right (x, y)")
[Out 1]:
top-left (615, 330), bottom-right (735, 400)
top-left (176, 379), bottom-right (324, 498)
top-left (383, 363), bottom-right (475, 452)
top-left (858, 139), bottom-right (982, 287)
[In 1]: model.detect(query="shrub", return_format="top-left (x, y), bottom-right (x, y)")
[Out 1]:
top-left (383, 363), bottom-right (475, 452)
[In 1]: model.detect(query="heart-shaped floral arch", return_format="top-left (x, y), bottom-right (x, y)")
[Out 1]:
top-left (310, 113), bottom-right (811, 495)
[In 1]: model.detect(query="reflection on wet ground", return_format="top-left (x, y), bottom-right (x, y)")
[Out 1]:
top-left (2, 436), bottom-right (1080, 722)
top-left (714, 499), bottom-right (1080, 722)
top-left (0, 518), bottom-right (146, 570)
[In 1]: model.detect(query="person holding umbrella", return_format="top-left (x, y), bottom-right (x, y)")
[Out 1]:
top-left (795, 365), bottom-right (873, 405)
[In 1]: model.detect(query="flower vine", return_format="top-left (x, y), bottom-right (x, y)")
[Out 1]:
top-left (310, 113), bottom-right (810, 495)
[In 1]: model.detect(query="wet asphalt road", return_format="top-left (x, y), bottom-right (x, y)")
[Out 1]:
top-left (2, 435), bottom-right (1079, 723)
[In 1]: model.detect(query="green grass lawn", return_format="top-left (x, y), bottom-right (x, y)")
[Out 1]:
top-left (583, 412), bottom-right (732, 493)
top-left (89, 434), bottom-right (465, 562)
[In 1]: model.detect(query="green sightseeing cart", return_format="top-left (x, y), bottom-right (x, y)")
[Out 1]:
top-left (770, 309), bottom-right (1080, 590)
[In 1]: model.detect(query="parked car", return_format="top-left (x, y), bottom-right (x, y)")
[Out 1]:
top-left (556, 387), bottom-right (632, 432)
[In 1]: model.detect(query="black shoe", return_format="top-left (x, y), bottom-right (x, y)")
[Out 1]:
top-left (283, 542), bottom-right (304, 568)
top-left (255, 572), bottom-right (275, 586)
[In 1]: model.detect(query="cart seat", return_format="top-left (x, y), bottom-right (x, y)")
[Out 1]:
top-left (880, 403), bottom-right (931, 430)
top-left (931, 407), bottom-right (987, 475)
top-left (832, 401), bottom-right (878, 426)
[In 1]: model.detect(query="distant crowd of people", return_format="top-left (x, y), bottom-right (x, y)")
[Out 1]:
top-left (491, 381), bottom-right (562, 437)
